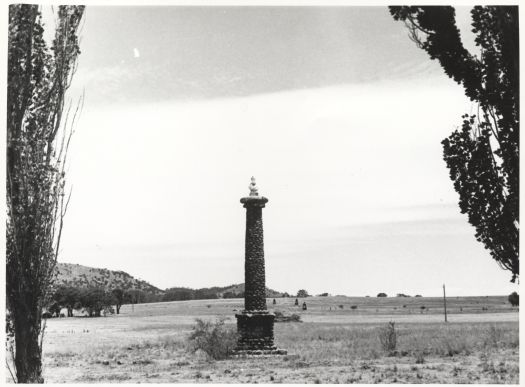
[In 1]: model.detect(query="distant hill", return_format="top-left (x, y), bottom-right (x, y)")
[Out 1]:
top-left (54, 262), bottom-right (164, 295)
top-left (54, 262), bottom-right (285, 301)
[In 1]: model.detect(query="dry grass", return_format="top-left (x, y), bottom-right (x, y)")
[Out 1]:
top-left (8, 296), bottom-right (518, 383)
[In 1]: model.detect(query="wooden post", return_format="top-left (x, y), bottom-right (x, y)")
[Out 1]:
top-left (443, 284), bottom-right (448, 322)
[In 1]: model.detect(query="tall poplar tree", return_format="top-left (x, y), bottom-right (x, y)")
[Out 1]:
top-left (390, 6), bottom-right (519, 282)
top-left (7, 4), bottom-right (85, 382)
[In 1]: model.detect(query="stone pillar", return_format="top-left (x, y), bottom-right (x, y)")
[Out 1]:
top-left (243, 195), bottom-right (268, 311)
top-left (235, 177), bottom-right (286, 356)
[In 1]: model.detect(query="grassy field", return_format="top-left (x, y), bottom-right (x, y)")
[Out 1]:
top-left (12, 296), bottom-right (519, 383)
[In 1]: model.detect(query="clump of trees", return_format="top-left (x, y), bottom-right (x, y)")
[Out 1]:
top-left (45, 286), bottom-right (156, 317)
top-left (48, 286), bottom-right (80, 317)
top-left (390, 6), bottom-right (519, 283)
top-left (163, 287), bottom-right (196, 301)
top-left (377, 293), bottom-right (388, 298)
top-left (222, 291), bottom-right (245, 299)
top-left (45, 286), bottom-right (114, 317)
top-left (78, 288), bottom-right (115, 317)
top-left (161, 287), bottom-right (225, 302)
top-left (296, 289), bottom-right (310, 298)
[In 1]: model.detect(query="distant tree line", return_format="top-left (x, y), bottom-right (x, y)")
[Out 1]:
top-left (45, 286), bottom-right (161, 318)
top-left (162, 287), bottom-right (223, 302)
top-left (162, 287), bottom-right (250, 301)
top-left (48, 284), bottom-right (319, 313)
top-left (161, 285), bottom-right (294, 301)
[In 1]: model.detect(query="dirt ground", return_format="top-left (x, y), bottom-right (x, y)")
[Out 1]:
top-left (9, 296), bottom-right (520, 383)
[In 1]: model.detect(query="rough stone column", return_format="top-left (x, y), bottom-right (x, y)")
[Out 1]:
top-left (235, 177), bottom-right (286, 356)
top-left (243, 196), bottom-right (268, 311)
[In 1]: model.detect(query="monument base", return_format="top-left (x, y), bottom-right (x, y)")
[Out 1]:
top-left (232, 348), bottom-right (288, 357)
top-left (234, 311), bottom-right (287, 356)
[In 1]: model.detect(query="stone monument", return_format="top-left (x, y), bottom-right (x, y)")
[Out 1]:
top-left (235, 177), bottom-right (286, 356)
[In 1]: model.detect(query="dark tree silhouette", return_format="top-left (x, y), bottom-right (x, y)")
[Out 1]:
top-left (52, 286), bottom-right (81, 317)
top-left (508, 292), bottom-right (519, 307)
top-left (78, 288), bottom-right (114, 317)
top-left (6, 4), bottom-right (84, 382)
top-left (390, 6), bottom-right (519, 282)
top-left (112, 288), bottom-right (125, 314)
top-left (125, 289), bottom-right (147, 305)
top-left (296, 289), bottom-right (309, 298)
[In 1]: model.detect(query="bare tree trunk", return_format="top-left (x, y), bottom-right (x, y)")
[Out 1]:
top-left (12, 295), bottom-right (44, 383)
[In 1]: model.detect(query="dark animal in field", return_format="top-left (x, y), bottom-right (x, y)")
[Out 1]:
top-left (302, 302), bottom-right (307, 311)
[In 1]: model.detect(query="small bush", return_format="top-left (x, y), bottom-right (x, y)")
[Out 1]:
top-left (350, 305), bottom-right (358, 310)
top-left (187, 318), bottom-right (238, 360)
top-left (415, 352), bottom-right (425, 364)
top-left (379, 321), bottom-right (397, 354)
top-left (440, 334), bottom-right (471, 357)
top-left (483, 325), bottom-right (503, 348)
top-left (274, 311), bottom-right (302, 322)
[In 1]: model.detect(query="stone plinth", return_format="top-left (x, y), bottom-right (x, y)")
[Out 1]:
top-left (234, 311), bottom-right (284, 355)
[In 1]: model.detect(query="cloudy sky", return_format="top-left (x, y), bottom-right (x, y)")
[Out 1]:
top-left (53, 5), bottom-right (518, 296)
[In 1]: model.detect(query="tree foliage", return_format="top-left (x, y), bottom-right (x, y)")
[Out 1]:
top-left (296, 289), bottom-right (309, 298)
top-left (508, 292), bottom-right (519, 307)
top-left (79, 287), bottom-right (115, 317)
top-left (51, 286), bottom-right (80, 317)
top-left (390, 6), bottom-right (519, 282)
top-left (112, 288), bottom-right (125, 314)
top-left (6, 4), bottom-right (84, 383)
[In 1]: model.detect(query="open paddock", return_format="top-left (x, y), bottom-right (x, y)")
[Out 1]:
top-left (29, 296), bottom-right (518, 383)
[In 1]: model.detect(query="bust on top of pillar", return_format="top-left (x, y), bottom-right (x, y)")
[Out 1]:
top-left (240, 177), bottom-right (268, 208)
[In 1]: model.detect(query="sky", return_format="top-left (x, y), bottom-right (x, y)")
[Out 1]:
top-left (48, 5), bottom-right (519, 297)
